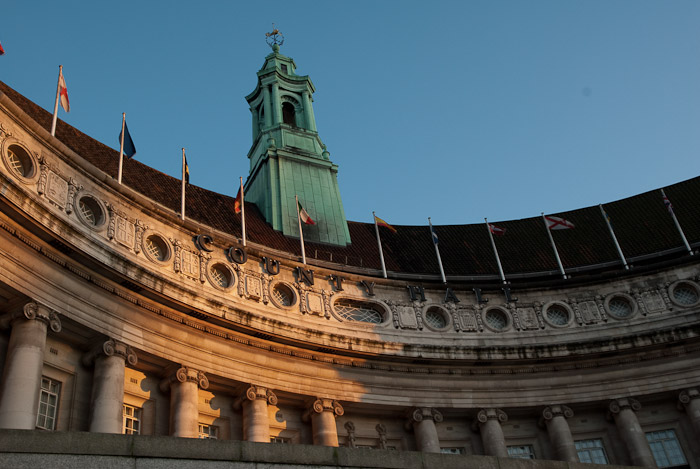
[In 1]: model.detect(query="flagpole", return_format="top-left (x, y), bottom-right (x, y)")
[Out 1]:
top-left (50, 65), bottom-right (62, 137)
top-left (118, 113), bottom-right (126, 184)
top-left (373, 212), bottom-right (388, 279)
top-left (661, 189), bottom-right (693, 255)
top-left (600, 204), bottom-right (628, 270)
top-left (485, 218), bottom-right (506, 284)
top-left (542, 213), bottom-right (567, 279)
top-left (428, 217), bottom-right (446, 284)
top-left (240, 177), bottom-right (247, 247)
top-left (296, 195), bottom-right (306, 265)
top-left (180, 148), bottom-right (186, 221)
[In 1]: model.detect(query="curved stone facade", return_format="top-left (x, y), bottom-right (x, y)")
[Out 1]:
top-left (0, 64), bottom-right (699, 467)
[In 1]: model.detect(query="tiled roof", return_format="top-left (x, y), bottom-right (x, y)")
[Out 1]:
top-left (2, 80), bottom-right (698, 281)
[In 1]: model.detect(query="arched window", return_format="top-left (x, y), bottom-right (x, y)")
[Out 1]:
top-left (282, 102), bottom-right (296, 126)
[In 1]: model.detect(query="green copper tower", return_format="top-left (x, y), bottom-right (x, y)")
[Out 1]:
top-left (244, 36), bottom-right (351, 247)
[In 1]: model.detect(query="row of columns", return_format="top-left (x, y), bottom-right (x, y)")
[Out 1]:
top-left (2, 300), bottom-right (700, 463)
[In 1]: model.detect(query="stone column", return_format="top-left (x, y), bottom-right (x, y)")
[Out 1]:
top-left (678, 388), bottom-right (700, 439)
top-left (234, 384), bottom-right (277, 442)
top-left (271, 83), bottom-right (281, 125)
top-left (84, 339), bottom-right (137, 433)
top-left (541, 405), bottom-right (577, 462)
top-left (406, 407), bottom-right (443, 453)
top-left (262, 86), bottom-right (272, 128)
top-left (301, 91), bottom-right (317, 132)
top-left (160, 366), bottom-right (208, 438)
top-left (0, 302), bottom-right (61, 429)
top-left (608, 398), bottom-right (656, 468)
top-left (475, 408), bottom-right (508, 457)
top-left (303, 398), bottom-right (344, 446)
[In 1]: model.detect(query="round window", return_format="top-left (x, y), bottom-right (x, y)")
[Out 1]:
top-left (672, 282), bottom-right (700, 306)
top-left (209, 263), bottom-right (233, 289)
top-left (271, 283), bottom-right (295, 308)
top-left (424, 306), bottom-right (448, 330)
top-left (545, 304), bottom-right (570, 326)
top-left (76, 195), bottom-right (105, 228)
top-left (334, 299), bottom-right (384, 324)
top-left (607, 296), bottom-right (634, 319)
top-left (6, 144), bottom-right (35, 179)
top-left (144, 234), bottom-right (170, 263)
top-left (484, 308), bottom-right (509, 331)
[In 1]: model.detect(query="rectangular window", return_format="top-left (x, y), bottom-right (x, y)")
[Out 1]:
top-left (507, 445), bottom-right (535, 459)
top-left (270, 436), bottom-right (291, 444)
top-left (575, 439), bottom-right (609, 465)
top-left (440, 447), bottom-right (464, 455)
top-left (123, 404), bottom-right (141, 435)
top-left (36, 377), bottom-right (60, 430)
top-left (198, 423), bottom-right (218, 439)
top-left (645, 429), bottom-right (688, 468)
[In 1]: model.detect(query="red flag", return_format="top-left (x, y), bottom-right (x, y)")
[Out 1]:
top-left (298, 200), bottom-right (315, 225)
top-left (0, 41), bottom-right (5, 56)
top-left (58, 69), bottom-right (70, 112)
top-left (545, 215), bottom-right (574, 230)
top-left (488, 223), bottom-right (506, 236)
top-left (234, 187), bottom-right (242, 214)
top-left (374, 215), bottom-right (397, 233)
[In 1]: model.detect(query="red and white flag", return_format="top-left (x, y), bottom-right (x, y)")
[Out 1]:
top-left (545, 215), bottom-right (574, 230)
top-left (234, 187), bottom-right (242, 214)
top-left (298, 200), bottom-right (315, 225)
top-left (488, 223), bottom-right (506, 236)
top-left (58, 70), bottom-right (70, 112)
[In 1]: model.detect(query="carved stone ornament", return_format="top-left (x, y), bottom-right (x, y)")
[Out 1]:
top-left (376, 423), bottom-right (388, 449)
top-left (542, 405), bottom-right (574, 422)
top-left (608, 397), bottom-right (641, 415)
top-left (678, 388), bottom-right (700, 411)
top-left (303, 398), bottom-right (344, 421)
top-left (171, 239), bottom-right (183, 273)
top-left (134, 220), bottom-right (148, 254)
top-left (65, 178), bottom-right (82, 214)
top-left (244, 384), bottom-right (278, 406)
top-left (0, 122), bottom-right (12, 140)
top-left (476, 408), bottom-right (508, 424)
top-left (344, 421), bottom-right (356, 448)
top-left (9, 301), bottom-right (62, 332)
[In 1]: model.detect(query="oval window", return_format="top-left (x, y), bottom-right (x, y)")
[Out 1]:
top-left (334, 299), bottom-right (384, 324)
top-left (484, 308), bottom-right (509, 331)
top-left (144, 234), bottom-right (170, 262)
top-left (209, 263), bottom-right (233, 289)
top-left (424, 306), bottom-right (448, 330)
top-left (6, 144), bottom-right (35, 179)
top-left (271, 283), bottom-right (295, 308)
top-left (77, 195), bottom-right (105, 228)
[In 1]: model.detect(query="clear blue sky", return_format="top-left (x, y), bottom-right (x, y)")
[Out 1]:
top-left (3, 1), bottom-right (700, 227)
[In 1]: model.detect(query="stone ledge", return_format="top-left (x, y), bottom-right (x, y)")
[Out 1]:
top-left (0, 430), bottom-right (642, 469)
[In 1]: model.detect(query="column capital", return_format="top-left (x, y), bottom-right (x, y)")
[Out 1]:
top-left (1, 301), bottom-right (61, 332)
top-left (233, 384), bottom-right (277, 409)
top-left (303, 398), bottom-right (344, 421)
top-left (160, 366), bottom-right (208, 392)
top-left (678, 388), bottom-right (700, 410)
top-left (608, 397), bottom-right (641, 415)
top-left (83, 338), bottom-right (137, 367)
top-left (541, 405), bottom-right (574, 423)
top-left (407, 407), bottom-right (443, 425)
top-left (476, 408), bottom-right (508, 425)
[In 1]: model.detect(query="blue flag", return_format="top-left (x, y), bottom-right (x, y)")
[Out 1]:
top-left (431, 225), bottom-right (439, 246)
top-left (119, 120), bottom-right (136, 158)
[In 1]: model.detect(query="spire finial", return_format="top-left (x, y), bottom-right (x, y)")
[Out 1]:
top-left (265, 24), bottom-right (284, 50)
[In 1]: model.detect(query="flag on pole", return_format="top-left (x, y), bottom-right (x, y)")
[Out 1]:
top-left (428, 218), bottom-right (446, 283)
top-left (541, 213), bottom-right (567, 279)
top-left (374, 215), bottom-right (397, 233)
top-left (0, 41), bottom-right (5, 56)
top-left (184, 155), bottom-right (190, 184)
top-left (297, 200), bottom-right (315, 225)
top-left (599, 204), bottom-right (628, 270)
top-left (295, 195), bottom-right (308, 264)
top-left (119, 119), bottom-right (136, 158)
top-left (545, 215), bottom-right (574, 230)
top-left (180, 149), bottom-right (187, 220)
top-left (485, 218), bottom-right (507, 284)
top-left (662, 194), bottom-right (673, 214)
top-left (372, 212), bottom-right (388, 278)
top-left (488, 223), bottom-right (506, 236)
top-left (430, 224), bottom-right (439, 246)
top-left (238, 177), bottom-right (246, 247)
top-left (58, 70), bottom-right (70, 112)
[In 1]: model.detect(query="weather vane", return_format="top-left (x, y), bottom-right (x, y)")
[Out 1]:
top-left (265, 24), bottom-right (284, 48)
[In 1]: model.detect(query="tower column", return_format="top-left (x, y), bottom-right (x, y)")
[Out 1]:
top-left (262, 86), bottom-right (272, 128)
top-left (84, 339), bottom-right (137, 433)
top-left (541, 405), bottom-right (577, 462)
top-left (475, 408), bottom-right (508, 457)
top-left (608, 398), bottom-right (656, 467)
top-left (303, 398), bottom-right (343, 446)
top-left (678, 389), bottom-right (700, 438)
top-left (0, 302), bottom-right (61, 430)
top-left (271, 83), bottom-right (281, 125)
top-left (301, 91), bottom-right (317, 132)
top-left (235, 384), bottom-right (277, 442)
top-left (160, 366), bottom-right (209, 438)
top-left (407, 407), bottom-right (442, 453)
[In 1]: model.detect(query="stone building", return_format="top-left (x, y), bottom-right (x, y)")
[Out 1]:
top-left (0, 43), bottom-right (699, 468)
